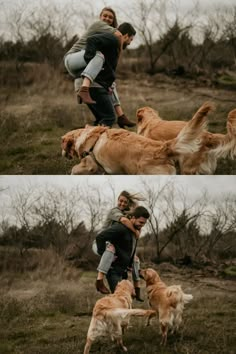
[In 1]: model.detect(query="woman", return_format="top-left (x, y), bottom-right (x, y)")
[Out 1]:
top-left (93, 190), bottom-right (145, 301)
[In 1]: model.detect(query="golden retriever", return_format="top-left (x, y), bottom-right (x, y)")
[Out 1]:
top-left (61, 128), bottom-right (85, 160)
top-left (71, 154), bottom-right (105, 175)
top-left (140, 268), bottom-right (193, 345)
top-left (137, 106), bottom-right (236, 174)
top-left (62, 102), bottom-right (213, 175)
top-left (83, 279), bottom-right (156, 354)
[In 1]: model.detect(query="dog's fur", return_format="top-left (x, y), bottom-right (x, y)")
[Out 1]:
top-left (71, 154), bottom-right (105, 175)
top-left (62, 102), bottom-right (213, 175)
top-left (83, 280), bottom-right (156, 353)
top-left (61, 128), bottom-right (85, 160)
top-left (137, 106), bottom-right (236, 174)
top-left (140, 268), bottom-right (193, 345)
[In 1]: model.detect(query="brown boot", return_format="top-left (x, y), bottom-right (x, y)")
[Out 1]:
top-left (135, 287), bottom-right (144, 302)
top-left (117, 114), bottom-right (136, 128)
top-left (95, 279), bottom-right (110, 294)
top-left (77, 86), bottom-right (96, 104)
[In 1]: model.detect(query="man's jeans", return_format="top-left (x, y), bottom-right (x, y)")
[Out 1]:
top-left (88, 87), bottom-right (116, 126)
top-left (106, 268), bottom-right (128, 293)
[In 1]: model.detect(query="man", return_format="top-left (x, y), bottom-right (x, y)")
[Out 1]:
top-left (96, 206), bottom-right (150, 295)
top-left (74, 22), bottom-right (136, 128)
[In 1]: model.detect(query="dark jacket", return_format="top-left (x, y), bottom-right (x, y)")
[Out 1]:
top-left (75, 32), bottom-right (119, 90)
top-left (96, 222), bottom-right (137, 273)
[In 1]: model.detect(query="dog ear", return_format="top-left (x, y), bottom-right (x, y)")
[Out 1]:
top-left (62, 136), bottom-right (73, 151)
top-left (136, 108), bottom-right (144, 122)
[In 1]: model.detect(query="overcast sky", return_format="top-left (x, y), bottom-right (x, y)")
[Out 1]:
top-left (0, 176), bottom-right (235, 234)
top-left (1, 0), bottom-right (236, 43)
top-left (1, 175), bottom-right (236, 201)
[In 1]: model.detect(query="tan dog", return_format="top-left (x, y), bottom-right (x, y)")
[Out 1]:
top-left (137, 106), bottom-right (236, 174)
top-left (83, 280), bottom-right (156, 354)
top-left (71, 154), bottom-right (104, 175)
top-left (61, 128), bottom-right (85, 160)
top-left (140, 268), bottom-right (193, 345)
top-left (62, 102), bottom-right (213, 175)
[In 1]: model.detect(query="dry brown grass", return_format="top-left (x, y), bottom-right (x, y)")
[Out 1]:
top-left (0, 61), bottom-right (236, 174)
top-left (0, 248), bottom-right (235, 354)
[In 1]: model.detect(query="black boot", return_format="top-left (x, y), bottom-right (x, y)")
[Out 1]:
top-left (135, 287), bottom-right (144, 302)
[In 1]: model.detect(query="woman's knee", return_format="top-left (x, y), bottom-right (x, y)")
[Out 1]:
top-left (105, 242), bottom-right (116, 253)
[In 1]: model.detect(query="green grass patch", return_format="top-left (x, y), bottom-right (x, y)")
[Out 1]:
top-left (222, 265), bottom-right (236, 277)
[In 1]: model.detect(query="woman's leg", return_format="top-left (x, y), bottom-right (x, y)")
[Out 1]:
top-left (95, 242), bottom-right (116, 294)
top-left (97, 242), bottom-right (116, 274)
top-left (64, 50), bottom-right (104, 78)
top-left (64, 51), bottom-right (105, 104)
top-left (111, 82), bottom-right (136, 128)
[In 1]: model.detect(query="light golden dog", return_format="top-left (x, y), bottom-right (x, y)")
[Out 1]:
top-left (61, 128), bottom-right (85, 160)
top-left (62, 102), bottom-right (213, 175)
top-left (83, 280), bottom-right (156, 354)
top-left (137, 106), bottom-right (236, 174)
top-left (71, 154), bottom-right (105, 175)
top-left (140, 268), bottom-right (193, 345)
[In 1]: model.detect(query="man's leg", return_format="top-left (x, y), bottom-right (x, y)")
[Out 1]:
top-left (132, 255), bottom-right (144, 302)
top-left (111, 84), bottom-right (136, 128)
top-left (106, 268), bottom-right (123, 293)
top-left (87, 87), bottom-right (116, 127)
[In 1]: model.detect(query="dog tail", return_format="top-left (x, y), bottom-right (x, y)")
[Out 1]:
top-left (209, 108), bottom-right (236, 160)
top-left (167, 102), bottom-right (213, 156)
top-left (106, 308), bottom-right (156, 321)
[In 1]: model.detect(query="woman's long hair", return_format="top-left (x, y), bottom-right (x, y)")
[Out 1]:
top-left (100, 7), bottom-right (118, 28)
top-left (118, 190), bottom-right (146, 210)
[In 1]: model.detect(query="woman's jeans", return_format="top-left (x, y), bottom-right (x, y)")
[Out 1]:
top-left (67, 53), bottom-right (121, 108)
top-left (64, 50), bottom-right (104, 82)
top-left (92, 240), bottom-right (140, 282)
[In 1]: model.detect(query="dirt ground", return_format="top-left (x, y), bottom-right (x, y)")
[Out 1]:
top-left (0, 262), bottom-right (235, 354)
top-left (1, 71), bottom-right (236, 175)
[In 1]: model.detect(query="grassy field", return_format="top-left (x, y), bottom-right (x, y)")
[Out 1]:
top-left (0, 63), bottom-right (236, 175)
top-left (0, 249), bottom-right (235, 354)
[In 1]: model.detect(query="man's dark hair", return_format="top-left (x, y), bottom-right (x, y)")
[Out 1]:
top-left (118, 22), bottom-right (136, 37)
top-left (130, 206), bottom-right (150, 219)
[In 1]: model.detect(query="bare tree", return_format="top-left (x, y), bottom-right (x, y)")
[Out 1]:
top-left (120, 0), bottom-right (192, 73)
top-left (139, 178), bottom-right (211, 262)
top-left (221, 6), bottom-right (236, 66)
top-left (195, 195), bottom-right (236, 259)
